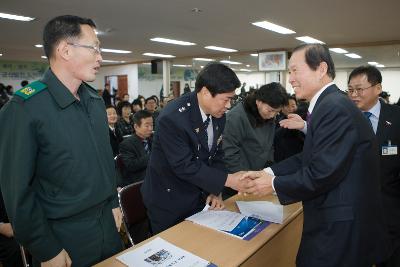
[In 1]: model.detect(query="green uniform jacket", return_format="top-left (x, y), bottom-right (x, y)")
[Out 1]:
top-left (0, 69), bottom-right (118, 261)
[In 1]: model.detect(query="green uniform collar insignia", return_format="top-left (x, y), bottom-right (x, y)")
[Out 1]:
top-left (15, 81), bottom-right (47, 100)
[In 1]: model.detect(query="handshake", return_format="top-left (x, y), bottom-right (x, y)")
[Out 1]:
top-left (225, 170), bottom-right (275, 196)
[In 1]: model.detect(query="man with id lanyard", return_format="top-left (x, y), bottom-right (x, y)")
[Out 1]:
top-left (348, 65), bottom-right (400, 267)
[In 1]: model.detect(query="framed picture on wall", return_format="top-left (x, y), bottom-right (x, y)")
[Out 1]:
top-left (258, 51), bottom-right (287, 71)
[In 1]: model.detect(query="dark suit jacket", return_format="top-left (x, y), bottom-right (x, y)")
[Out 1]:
top-left (377, 100), bottom-right (400, 248)
top-left (271, 85), bottom-right (389, 267)
top-left (141, 92), bottom-right (227, 233)
top-left (119, 134), bottom-right (151, 187)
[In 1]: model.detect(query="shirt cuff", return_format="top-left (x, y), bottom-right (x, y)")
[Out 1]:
top-left (263, 168), bottom-right (276, 192)
top-left (300, 120), bottom-right (307, 134)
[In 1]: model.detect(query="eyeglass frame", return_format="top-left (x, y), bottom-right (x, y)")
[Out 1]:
top-left (67, 42), bottom-right (101, 54)
top-left (347, 83), bottom-right (379, 95)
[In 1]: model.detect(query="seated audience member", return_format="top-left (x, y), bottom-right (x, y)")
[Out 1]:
top-left (122, 93), bottom-right (130, 102)
top-left (0, 84), bottom-right (10, 110)
top-left (145, 96), bottom-right (160, 129)
top-left (106, 105), bottom-right (121, 157)
top-left (131, 98), bottom-right (142, 113)
top-left (118, 110), bottom-right (153, 187)
top-left (276, 94), bottom-right (297, 124)
top-left (0, 189), bottom-right (24, 267)
top-left (379, 91), bottom-right (390, 104)
top-left (20, 80), bottom-right (29, 87)
top-left (116, 101), bottom-right (134, 138)
top-left (222, 82), bottom-right (288, 198)
top-left (274, 100), bottom-right (308, 162)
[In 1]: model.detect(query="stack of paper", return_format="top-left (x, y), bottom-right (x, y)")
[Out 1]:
top-left (186, 210), bottom-right (269, 240)
top-left (116, 237), bottom-right (216, 267)
top-left (236, 201), bottom-right (284, 224)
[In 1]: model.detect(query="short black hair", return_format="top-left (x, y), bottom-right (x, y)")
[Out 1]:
top-left (132, 98), bottom-right (143, 108)
top-left (116, 101), bottom-right (132, 116)
top-left (288, 94), bottom-right (297, 103)
top-left (244, 82), bottom-right (288, 127)
top-left (195, 62), bottom-right (241, 96)
top-left (293, 44), bottom-right (336, 79)
top-left (132, 110), bottom-right (153, 126)
top-left (105, 105), bottom-right (116, 111)
top-left (145, 97), bottom-right (157, 104)
top-left (21, 80), bottom-right (29, 87)
top-left (348, 65), bottom-right (382, 85)
top-left (43, 15), bottom-right (96, 59)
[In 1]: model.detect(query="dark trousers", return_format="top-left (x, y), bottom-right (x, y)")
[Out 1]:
top-left (32, 200), bottom-right (123, 267)
top-left (0, 234), bottom-right (24, 267)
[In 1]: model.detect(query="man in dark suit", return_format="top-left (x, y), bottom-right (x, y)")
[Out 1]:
top-left (348, 65), bottom-right (400, 267)
top-left (243, 44), bottom-right (388, 267)
top-left (0, 189), bottom-right (23, 267)
top-left (141, 63), bottom-right (254, 234)
top-left (119, 110), bottom-right (153, 187)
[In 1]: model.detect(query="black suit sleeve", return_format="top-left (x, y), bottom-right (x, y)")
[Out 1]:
top-left (119, 139), bottom-right (149, 172)
top-left (274, 103), bottom-right (358, 204)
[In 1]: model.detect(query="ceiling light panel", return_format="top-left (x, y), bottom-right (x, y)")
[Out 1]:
top-left (205, 46), bottom-right (238, 52)
top-left (329, 48), bottom-right (348, 54)
top-left (101, 48), bottom-right (132, 54)
top-left (295, 36), bottom-right (325, 44)
top-left (0, 12), bottom-right (35, 21)
top-left (151, 37), bottom-right (196, 46)
top-left (252, 21), bottom-right (295, 34)
top-left (345, 53), bottom-right (362, 59)
top-left (143, 53), bottom-right (175, 58)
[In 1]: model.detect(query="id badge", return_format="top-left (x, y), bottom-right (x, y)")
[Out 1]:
top-left (382, 145), bottom-right (398, 156)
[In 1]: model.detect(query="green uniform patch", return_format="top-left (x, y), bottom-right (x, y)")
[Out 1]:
top-left (15, 81), bottom-right (47, 100)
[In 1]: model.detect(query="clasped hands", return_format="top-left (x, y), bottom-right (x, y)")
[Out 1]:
top-left (227, 170), bottom-right (274, 197)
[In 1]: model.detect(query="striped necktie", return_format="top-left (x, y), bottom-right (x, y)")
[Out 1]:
top-left (363, 111), bottom-right (373, 129)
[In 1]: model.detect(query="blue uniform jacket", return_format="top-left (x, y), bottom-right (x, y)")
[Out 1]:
top-left (141, 92), bottom-right (227, 232)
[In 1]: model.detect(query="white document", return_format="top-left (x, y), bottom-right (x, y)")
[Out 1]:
top-left (116, 237), bottom-right (213, 267)
top-left (186, 210), bottom-right (245, 232)
top-left (236, 201), bottom-right (284, 224)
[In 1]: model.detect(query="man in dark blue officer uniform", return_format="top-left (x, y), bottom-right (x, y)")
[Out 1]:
top-left (141, 63), bottom-right (255, 234)
top-left (0, 15), bottom-right (123, 267)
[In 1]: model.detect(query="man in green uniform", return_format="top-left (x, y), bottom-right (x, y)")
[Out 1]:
top-left (0, 15), bottom-right (123, 267)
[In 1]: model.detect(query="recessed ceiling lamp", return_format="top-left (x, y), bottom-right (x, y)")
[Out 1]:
top-left (35, 44), bottom-right (43, 48)
top-left (252, 20), bottom-right (295, 34)
top-left (193, 58), bottom-right (214, 61)
top-left (345, 53), bottom-right (362, 59)
top-left (205, 46), bottom-right (237, 52)
top-left (368, 62), bottom-right (379, 65)
top-left (41, 56), bottom-right (47, 59)
top-left (102, 60), bottom-right (126, 63)
top-left (143, 53), bottom-right (175, 58)
top-left (376, 64), bottom-right (385, 68)
top-left (151, 37), bottom-right (196, 46)
top-left (329, 48), bottom-right (348, 54)
top-left (295, 36), bottom-right (325, 44)
top-left (250, 54), bottom-right (258, 57)
top-left (0, 12), bottom-right (35, 21)
top-left (101, 48), bottom-right (132, 54)
top-left (240, 69), bottom-right (252, 72)
top-left (173, 64), bottom-right (192, 67)
top-left (220, 60), bottom-right (242, 65)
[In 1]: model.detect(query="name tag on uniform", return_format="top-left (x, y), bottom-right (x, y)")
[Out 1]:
top-left (382, 145), bottom-right (398, 156)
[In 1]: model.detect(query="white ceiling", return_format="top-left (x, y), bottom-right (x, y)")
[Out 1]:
top-left (1, 0), bottom-right (400, 69)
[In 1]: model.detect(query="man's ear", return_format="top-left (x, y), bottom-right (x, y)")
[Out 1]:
top-left (318, 62), bottom-right (328, 79)
top-left (57, 40), bottom-right (72, 61)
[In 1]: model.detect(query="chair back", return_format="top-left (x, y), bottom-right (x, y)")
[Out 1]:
top-left (118, 181), bottom-right (150, 245)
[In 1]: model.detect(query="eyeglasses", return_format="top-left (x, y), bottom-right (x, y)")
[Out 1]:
top-left (67, 43), bottom-right (101, 54)
top-left (347, 84), bottom-right (378, 95)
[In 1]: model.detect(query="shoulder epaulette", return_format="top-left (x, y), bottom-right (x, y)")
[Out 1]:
top-left (14, 81), bottom-right (47, 100)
